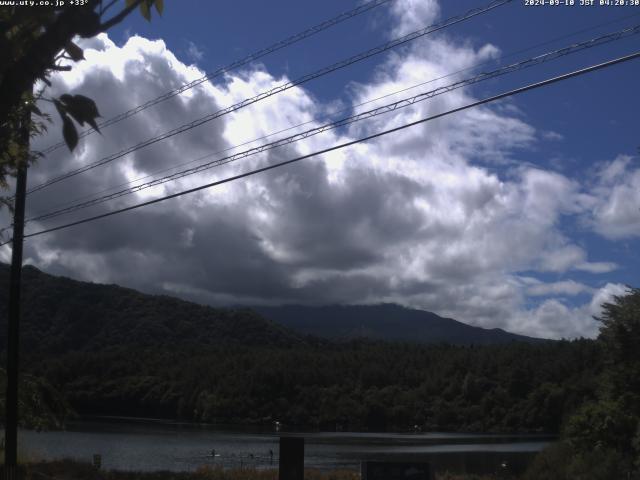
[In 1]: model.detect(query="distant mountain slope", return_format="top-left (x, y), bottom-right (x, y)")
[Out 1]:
top-left (0, 263), bottom-right (544, 357)
top-left (0, 264), bottom-right (306, 355)
top-left (252, 304), bottom-right (547, 345)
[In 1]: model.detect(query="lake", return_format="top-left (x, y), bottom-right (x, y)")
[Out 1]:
top-left (18, 418), bottom-right (554, 476)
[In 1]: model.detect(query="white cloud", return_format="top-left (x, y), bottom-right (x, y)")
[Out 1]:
top-left (589, 282), bottom-right (629, 318)
top-left (389, 0), bottom-right (440, 37)
top-left (186, 41), bottom-right (204, 63)
top-left (526, 280), bottom-right (594, 297)
top-left (575, 261), bottom-right (618, 274)
top-left (537, 244), bottom-right (617, 274)
top-left (542, 131), bottom-right (564, 142)
top-left (587, 156), bottom-right (640, 239)
top-left (510, 283), bottom-right (629, 339)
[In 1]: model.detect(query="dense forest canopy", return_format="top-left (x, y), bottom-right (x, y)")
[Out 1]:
top-left (34, 340), bottom-right (600, 433)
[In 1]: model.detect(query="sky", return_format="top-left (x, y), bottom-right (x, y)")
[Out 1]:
top-left (3, 0), bottom-right (640, 339)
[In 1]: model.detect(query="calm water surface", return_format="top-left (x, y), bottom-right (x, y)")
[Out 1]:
top-left (18, 419), bottom-right (554, 475)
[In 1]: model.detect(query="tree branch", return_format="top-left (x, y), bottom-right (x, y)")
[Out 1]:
top-left (99, 0), bottom-right (145, 32)
top-left (101, 0), bottom-right (121, 16)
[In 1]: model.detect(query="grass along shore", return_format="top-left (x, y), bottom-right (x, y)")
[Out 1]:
top-left (13, 460), bottom-right (510, 480)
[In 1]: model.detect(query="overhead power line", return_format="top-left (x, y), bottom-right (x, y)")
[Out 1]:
top-left (31, 10), bottom-right (640, 220)
top-left (39, 0), bottom-right (393, 155)
top-left (27, 0), bottom-right (513, 195)
top-left (23, 23), bottom-right (640, 226)
top-left (3, 49), bottom-right (637, 246)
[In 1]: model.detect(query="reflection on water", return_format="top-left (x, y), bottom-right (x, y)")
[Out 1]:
top-left (18, 419), bottom-right (554, 476)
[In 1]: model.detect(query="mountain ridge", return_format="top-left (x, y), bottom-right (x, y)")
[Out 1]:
top-left (0, 263), bottom-right (546, 350)
top-left (251, 303), bottom-right (547, 345)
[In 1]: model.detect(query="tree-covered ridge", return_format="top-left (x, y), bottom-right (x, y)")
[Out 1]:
top-left (0, 264), bottom-right (307, 354)
top-left (0, 264), bottom-right (601, 433)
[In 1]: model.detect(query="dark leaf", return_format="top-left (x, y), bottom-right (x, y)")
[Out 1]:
top-left (62, 115), bottom-right (78, 151)
top-left (64, 41), bottom-right (84, 62)
top-left (140, 1), bottom-right (151, 21)
top-left (52, 99), bottom-right (66, 118)
top-left (30, 104), bottom-right (43, 116)
top-left (85, 116), bottom-right (101, 133)
top-left (154, 0), bottom-right (164, 15)
top-left (72, 94), bottom-right (100, 119)
top-left (59, 94), bottom-right (101, 132)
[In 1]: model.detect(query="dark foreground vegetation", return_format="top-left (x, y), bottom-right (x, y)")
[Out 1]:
top-left (12, 460), bottom-right (358, 480)
top-left (6, 459), bottom-right (509, 480)
top-left (19, 457), bottom-right (638, 480)
top-left (33, 340), bottom-right (599, 433)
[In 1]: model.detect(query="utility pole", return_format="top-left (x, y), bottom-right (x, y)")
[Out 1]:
top-left (4, 107), bottom-right (29, 475)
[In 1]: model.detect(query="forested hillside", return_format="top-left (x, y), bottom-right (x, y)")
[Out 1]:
top-left (0, 264), bottom-right (307, 353)
top-left (0, 264), bottom-right (601, 433)
top-left (32, 340), bottom-right (600, 433)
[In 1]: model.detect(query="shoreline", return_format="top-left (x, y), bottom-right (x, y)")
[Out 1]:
top-left (70, 415), bottom-right (559, 439)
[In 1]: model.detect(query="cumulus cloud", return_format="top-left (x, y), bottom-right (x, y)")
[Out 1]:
top-left (508, 283), bottom-right (628, 339)
top-left (3, 1), bottom-right (633, 340)
top-left (587, 156), bottom-right (640, 239)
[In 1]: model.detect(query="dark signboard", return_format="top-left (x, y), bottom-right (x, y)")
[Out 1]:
top-left (362, 461), bottom-right (432, 480)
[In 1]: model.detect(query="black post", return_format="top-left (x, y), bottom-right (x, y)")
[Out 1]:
top-left (278, 437), bottom-right (304, 480)
top-left (4, 110), bottom-right (29, 472)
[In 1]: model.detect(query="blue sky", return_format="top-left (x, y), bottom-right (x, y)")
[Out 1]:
top-left (111, 0), bottom-right (640, 121)
top-left (7, 0), bottom-right (640, 339)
